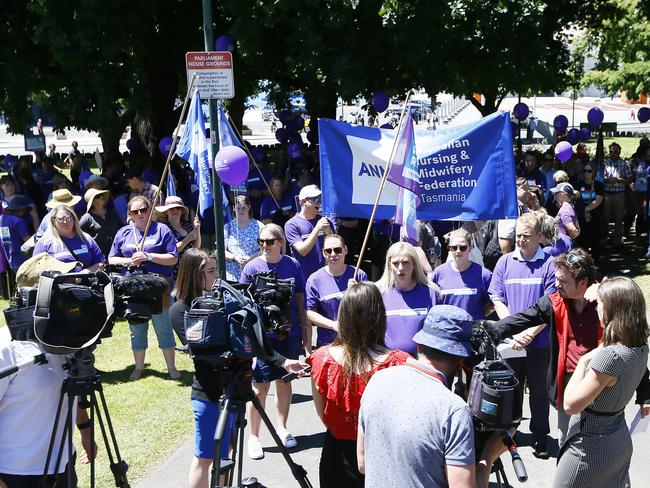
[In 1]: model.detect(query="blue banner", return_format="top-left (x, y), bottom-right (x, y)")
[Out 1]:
top-left (319, 112), bottom-right (518, 221)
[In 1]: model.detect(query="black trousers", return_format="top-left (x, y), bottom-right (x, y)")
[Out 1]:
top-left (319, 430), bottom-right (364, 488)
top-left (507, 347), bottom-right (550, 438)
top-left (0, 462), bottom-right (77, 488)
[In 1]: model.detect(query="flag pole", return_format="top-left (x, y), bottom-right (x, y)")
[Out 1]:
top-left (226, 113), bottom-right (281, 210)
top-left (353, 90), bottom-right (414, 280)
top-left (137, 73), bottom-right (197, 251)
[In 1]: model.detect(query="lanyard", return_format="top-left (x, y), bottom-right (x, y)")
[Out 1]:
top-left (404, 360), bottom-right (447, 387)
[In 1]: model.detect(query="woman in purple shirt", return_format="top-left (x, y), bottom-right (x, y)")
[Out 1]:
top-left (108, 196), bottom-right (180, 381)
top-left (551, 183), bottom-right (580, 239)
top-left (33, 204), bottom-right (104, 272)
top-left (376, 242), bottom-right (439, 354)
top-left (431, 229), bottom-right (493, 320)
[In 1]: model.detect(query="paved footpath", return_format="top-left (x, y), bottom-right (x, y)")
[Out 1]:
top-left (135, 357), bottom-right (650, 488)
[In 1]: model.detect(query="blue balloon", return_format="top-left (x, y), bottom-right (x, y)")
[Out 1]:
top-left (126, 138), bottom-right (139, 152)
top-left (553, 115), bottom-right (569, 132)
top-left (638, 107), bottom-right (650, 124)
top-left (215, 35), bottom-right (235, 52)
top-left (579, 127), bottom-right (591, 142)
top-left (275, 128), bottom-right (289, 143)
top-left (566, 128), bottom-right (581, 145)
top-left (587, 107), bottom-right (604, 128)
top-left (372, 92), bottom-right (389, 113)
top-left (278, 110), bottom-right (291, 125)
top-left (158, 136), bottom-right (173, 157)
top-left (513, 103), bottom-right (530, 121)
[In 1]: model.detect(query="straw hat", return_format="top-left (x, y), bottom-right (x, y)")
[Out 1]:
top-left (16, 253), bottom-right (80, 288)
top-left (84, 188), bottom-right (110, 212)
top-left (46, 189), bottom-right (82, 209)
top-left (155, 196), bottom-right (188, 216)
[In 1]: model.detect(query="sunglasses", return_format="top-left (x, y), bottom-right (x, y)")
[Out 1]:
top-left (307, 196), bottom-right (322, 204)
top-left (129, 207), bottom-right (149, 215)
top-left (258, 238), bottom-right (278, 246)
top-left (566, 252), bottom-right (583, 267)
top-left (324, 247), bottom-right (343, 255)
top-left (55, 216), bottom-right (73, 223)
top-left (583, 169), bottom-right (593, 173)
top-left (449, 244), bottom-right (468, 252)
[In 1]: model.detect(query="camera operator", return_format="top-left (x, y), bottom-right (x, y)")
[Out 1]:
top-left (357, 305), bottom-right (476, 487)
top-left (0, 325), bottom-right (96, 487)
top-left (170, 248), bottom-right (305, 488)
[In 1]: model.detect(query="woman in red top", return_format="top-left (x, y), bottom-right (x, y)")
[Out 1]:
top-left (306, 281), bottom-right (409, 488)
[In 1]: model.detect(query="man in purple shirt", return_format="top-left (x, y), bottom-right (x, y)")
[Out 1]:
top-left (488, 212), bottom-right (556, 458)
top-left (305, 234), bottom-right (368, 347)
top-left (284, 185), bottom-right (335, 284)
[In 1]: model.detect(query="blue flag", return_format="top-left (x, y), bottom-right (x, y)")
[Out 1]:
top-left (388, 116), bottom-right (419, 243)
top-left (217, 106), bottom-right (242, 149)
top-left (175, 90), bottom-right (212, 217)
top-left (166, 171), bottom-right (176, 197)
top-left (319, 111), bottom-right (518, 221)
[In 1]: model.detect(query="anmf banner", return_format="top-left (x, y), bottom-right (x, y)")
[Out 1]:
top-left (318, 111), bottom-right (518, 221)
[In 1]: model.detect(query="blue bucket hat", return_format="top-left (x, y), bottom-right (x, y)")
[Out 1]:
top-left (412, 305), bottom-right (473, 357)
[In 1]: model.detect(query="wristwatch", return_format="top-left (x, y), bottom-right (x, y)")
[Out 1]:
top-left (146, 253), bottom-right (153, 262)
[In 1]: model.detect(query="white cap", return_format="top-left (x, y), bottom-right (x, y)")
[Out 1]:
top-left (298, 184), bottom-right (321, 201)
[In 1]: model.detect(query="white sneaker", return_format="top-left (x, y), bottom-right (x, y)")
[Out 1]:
top-left (279, 430), bottom-right (297, 448)
top-left (247, 437), bottom-right (264, 460)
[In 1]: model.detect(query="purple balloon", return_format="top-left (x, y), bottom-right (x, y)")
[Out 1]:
top-left (380, 123), bottom-right (394, 129)
top-left (287, 142), bottom-right (303, 160)
top-left (580, 127), bottom-right (591, 141)
top-left (158, 136), bottom-right (173, 157)
top-left (587, 107), bottom-right (604, 128)
top-left (513, 102), bottom-right (530, 121)
top-left (214, 146), bottom-right (249, 185)
top-left (553, 115), bottom-right (569, 132)
top-left (306, 129), bottom-right (318, 144)
top-left (638, 107), bottom-right (650, 123)
top-left (250, 146), bottom-right (265, 162)
top-left (215, 35), bottom-right (235, 52)
top-left (278, 110), bottom-right (291, 125)
top-left (275, 128), bottom-right (289, 143)
top-left (554, 141), bottom-right (573, 162)
top-left (126, 138), bottom-right (139, 152)
top-left (372, 92), bottom-right (389, 113)
top-left (566, 128), bottom-right (581, 145)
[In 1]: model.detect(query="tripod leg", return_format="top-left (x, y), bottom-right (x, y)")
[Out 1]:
top-left (43, 383), bottom-right (67, 479)
top-left (249, 393), bottom-right (313, 488)
top-left (93, 386), bottom-right (131, 488)
top-left (210, 396), bottom-right (232, 488)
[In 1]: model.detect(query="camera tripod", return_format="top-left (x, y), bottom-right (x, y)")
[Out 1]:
top-left (43, 346), bottom-right (129, 488)
top-left (209, 364), bottom-right (312, 488)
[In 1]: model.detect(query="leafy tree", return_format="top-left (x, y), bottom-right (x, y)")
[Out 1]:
top-left (581, 0), bottom-right (650, 101)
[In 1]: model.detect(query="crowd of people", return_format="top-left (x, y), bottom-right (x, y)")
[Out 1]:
top-left (0, 135), bottom-right (649, 488)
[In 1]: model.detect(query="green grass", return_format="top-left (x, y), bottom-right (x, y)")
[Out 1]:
top-left (0, 307), bottom-right (194, 486)
top-left (584, 137), bottom-right (642, 159)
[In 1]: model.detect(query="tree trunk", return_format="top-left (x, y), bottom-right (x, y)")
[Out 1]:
top-left (466, 91), bottom-right (501, 117)
top-left (99, 115), bottom-right (130, 163)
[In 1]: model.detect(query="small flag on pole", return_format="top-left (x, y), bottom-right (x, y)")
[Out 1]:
top-left (387, 115), bottom-right (420, 244)
top-left (166, 171), bottom-right (176, 197)
top-left (175, 89), bottom-right (212, 217)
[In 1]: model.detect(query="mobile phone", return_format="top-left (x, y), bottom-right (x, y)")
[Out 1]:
top-left (281, 365), bottom-right (311, 383)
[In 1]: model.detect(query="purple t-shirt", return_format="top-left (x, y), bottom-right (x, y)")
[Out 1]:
top-left (543, 233), bottom-right (572, 257)
top-left (304, 265), bottom-right (369, 347)
top-left (431, 262), bottom-right (492, 320)
top-left (240, 255), bottom-right (305, 338)
top-left (556, 202), bottom-right (577, 237)
top-left (0, 213), bottom-right (29, 270)
top-left (108, 222), bottom-right (178, 277)
top-left (488, 247), bottom-right (556, 348)
top-left (285, 214), bottom-right (336, 284)
top-left (33, 233), bottom-right (104, 270)
top-left (382, 283), bottom-right (439, 354)
top-left (259, 194), bottom-right (295, 222)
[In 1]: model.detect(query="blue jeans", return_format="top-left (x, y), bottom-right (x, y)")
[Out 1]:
top-left (129, 308), bottom-right (175, 351)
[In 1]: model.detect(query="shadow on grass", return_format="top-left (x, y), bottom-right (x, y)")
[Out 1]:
top-left (98, 365), bottom-right (193, 387)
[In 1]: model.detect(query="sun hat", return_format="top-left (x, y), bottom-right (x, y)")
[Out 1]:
top-left (45, 189), bottom-right (82, 209)
top-left (412, 305), bottom-right (474, 357)
top-left (5, 195), bottom-right (32, 211)
top-left (154, 195), bottom-right (188, 216)
top-left (84, 188), bottom-right (110, 212)
top-left (84, 174), bottom-right (109, 190)
top-left (16, 253), bottom-right (80, 288)
top-left (298, 184), bottom-right (321, 201)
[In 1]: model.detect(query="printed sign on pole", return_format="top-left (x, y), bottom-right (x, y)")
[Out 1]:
top-left (185, 51), bottom-right (235, 99)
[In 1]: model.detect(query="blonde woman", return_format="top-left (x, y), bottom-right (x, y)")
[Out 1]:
top-left (33, 204), bottom-right (104, 271)
top-left (376, 241), bottom-right (439, 354)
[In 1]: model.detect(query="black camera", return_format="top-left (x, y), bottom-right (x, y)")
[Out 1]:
top-left (105, 264), bottom-right (168, 324)
top-left (183, 272), bottom-right (293, 366)
top-left (467, 320), bottom-right (521, 431)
